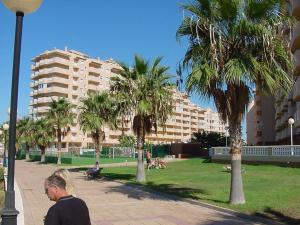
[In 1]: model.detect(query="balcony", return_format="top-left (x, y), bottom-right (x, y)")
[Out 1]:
top-left (34, 67), bottom-right (69, 78)
top-left (36, 106), bottom-right (50, 114)
top-left (294, 109), bottom-right (300, 128)
top-left (43, 77), bottom-right (69, 85)
top-left (88, 75), bottom-right (100, 83)
top-left (294, 50), bottom-right (300, 76)
top-left (34, 57), bottom-right (69, 68)
top-left (87, 84), bottom-right (99, 91)
top-left (291, 22), bottom-right (300, 53)
top-left (89, 67), bottom-right (100, 75)
top-left (33, 87), bottom-right (69, 96)
top-left (293, 78), bottom-right (300, 101)
top-left (292, 0), bottom-right (300, 20)
top-left (30, 81), bottom-right (37, 88)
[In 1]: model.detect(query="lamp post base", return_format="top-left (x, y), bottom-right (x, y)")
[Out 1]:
top-left (1, 190), bottom-right (19, 225)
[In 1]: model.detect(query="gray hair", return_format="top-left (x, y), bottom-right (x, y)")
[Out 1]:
top-left (46, 174), bottom-right (66, 190)
top-left (53, 169), bottom-right (76, 196)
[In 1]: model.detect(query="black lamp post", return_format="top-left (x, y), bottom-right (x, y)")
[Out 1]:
top-left (1, 1), bottom-right (43, 224)
top-left (2, 124), bottom-right (9, 167)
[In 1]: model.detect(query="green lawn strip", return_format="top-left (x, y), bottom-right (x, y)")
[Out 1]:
top-left (60, 157), bottom-right (136, 166)
top-left (101, 158), bottom-right (300, 222)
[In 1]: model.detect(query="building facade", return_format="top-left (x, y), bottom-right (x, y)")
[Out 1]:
top-left (247, 1), bottom-right (300, 145)
top-left (29, 48), bottom-right (226, 148)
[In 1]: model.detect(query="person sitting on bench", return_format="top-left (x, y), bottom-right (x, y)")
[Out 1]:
top-left (86, 161), bottom-right (100, 178)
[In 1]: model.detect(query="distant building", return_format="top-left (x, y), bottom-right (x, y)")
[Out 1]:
top-left (29, 48), bottom-right (226, 148)
top-left (247, 1), bottom-right (300, 145)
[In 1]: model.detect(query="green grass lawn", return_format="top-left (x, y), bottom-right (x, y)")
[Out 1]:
top-left (101, 158), bottom-right (300, 223)
top-left (61, 157), bottom-right (136, 166)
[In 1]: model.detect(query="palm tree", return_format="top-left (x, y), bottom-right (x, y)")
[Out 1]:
top-left (17, 117), bottom-right (34, 160)
top-left (47, 98), bottom-right (74, 164)
top-left (177, 0), bottom-right (293, 204)
top-left (110, 55), bottom-right (173, 182)
top-left (33, 118), bottom-right (54, 163)
top-left (78, 92), bottom-right (117, 163)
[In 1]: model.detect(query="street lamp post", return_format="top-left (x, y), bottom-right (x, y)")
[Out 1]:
top-left (225, 126), bottom-right (229, 147)
top-left (288, 117), bottom-right (295, 156)
top-left (2, 124), bottom-right (9, 167)
top-left (1, 1), bottom-right (43, 224)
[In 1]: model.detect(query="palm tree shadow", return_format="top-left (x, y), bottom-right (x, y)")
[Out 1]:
top-left (100, 172), bottom-right (211, 202)
top-left (254, 207), bottom-right (300, 225)
top-left (105, 181), bottom-right (207, 201)
top-left (195, 214), bottom-right (258, 225)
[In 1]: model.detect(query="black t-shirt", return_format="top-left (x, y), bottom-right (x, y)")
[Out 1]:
top-left (44, 195), bottom-right (91, 225)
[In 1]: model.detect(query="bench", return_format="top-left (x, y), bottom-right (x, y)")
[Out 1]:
top-left (86, 167), bottom-right (103, 179)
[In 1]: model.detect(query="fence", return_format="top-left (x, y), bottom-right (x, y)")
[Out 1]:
top-left (210, 146), bottom-right (300, 157)
top-left (210, 145), bottom-right (300, 164)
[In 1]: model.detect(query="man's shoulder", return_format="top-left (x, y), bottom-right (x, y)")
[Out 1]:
top-left (57, 196), bottom-right (87, 206)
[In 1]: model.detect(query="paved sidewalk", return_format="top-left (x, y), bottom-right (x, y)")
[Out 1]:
top-left (15, 160), bottom-right (267, 225)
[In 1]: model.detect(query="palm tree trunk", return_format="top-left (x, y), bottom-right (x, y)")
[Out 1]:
top-left (136, 120), bottom-right (145, 182)
top-left (40, 146), bottom-right (46, 163)
top-left (95, 144), bottom-right (100, 164)
top-left (25, 144), bottom-right (30, 160)
top-left (57, 129), bottom-right (62, 165)
top-left (121, 116), bottom-right (125, 136)
top-left (97, 133), bottom-right (105, 164)
top-left (229, 122), bottom-right (245, 204)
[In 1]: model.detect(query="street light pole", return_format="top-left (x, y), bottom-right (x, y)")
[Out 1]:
top-left (288, 117), bottom-right (295, 146)
top-left (2, 124), bottom-right (9, 167)
top-left (1, 1), bottom-right (43, 224)
top-left (288, 117), bottom-right (295, 156)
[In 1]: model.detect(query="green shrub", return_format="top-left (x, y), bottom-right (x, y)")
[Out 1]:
top-left (29, 154), bottom-right (41, 161)
top-left (16, 150), bottom-right (26, 160)
top-left (44, 156), bottom-right (72, 164)
top-left (0, 168), bottom-right (4, 182)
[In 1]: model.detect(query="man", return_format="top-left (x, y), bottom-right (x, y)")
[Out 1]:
top-left (145, 150), bottom-right (152, 170)
top-left (44, 174), bottom-right (91, 225)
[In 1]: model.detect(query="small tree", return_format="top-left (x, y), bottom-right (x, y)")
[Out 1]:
top-left (78, 92), bottom-right (117, 164)
top-left (118, 135), bottom-right (136, 147)
top-left (33, 118), bottom-right (54, 163)
top-left (191, 131), bottom-right (228, 149)
top-left (110, 55), bottom-right (174, 182)
top-left (47, 98), bottom-right (74, 164)
top-left (17, 117), bottom-right (35, 160)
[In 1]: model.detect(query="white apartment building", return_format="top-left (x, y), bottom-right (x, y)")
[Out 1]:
top-left (247, 1), bottom-right (300, 145)
top-left (29, 48), bottom-right (226, 148)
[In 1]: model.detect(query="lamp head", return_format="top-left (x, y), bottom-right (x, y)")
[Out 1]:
top-left (3, 124), bottom-right (9, 131)
top-left (1, 0), bottom-right (43, 14)
top-left (288, 117), bottom-right (295, 125)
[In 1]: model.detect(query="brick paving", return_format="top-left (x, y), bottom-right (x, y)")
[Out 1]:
top-left (15, 160), bottom-right (267, 225)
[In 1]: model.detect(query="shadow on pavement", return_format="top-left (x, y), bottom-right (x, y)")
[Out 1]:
top-left (196, 214), bottom-right (257, 225)
top-left (254, 207), bottom-right (300, 225)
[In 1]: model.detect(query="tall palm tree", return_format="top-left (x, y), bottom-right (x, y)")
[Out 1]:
top-left (78, 92), bottom-right (117, 163)
top-left (32, 118), bottom-right (54, 163)
top-left (177, 0), bottom-right (293, 204)
top-left (47, 98), bottom-right (74, 164)
top-left (110, 55), bottom-right (173, 182)
top-left (17, 117), bottom-right (34, 160)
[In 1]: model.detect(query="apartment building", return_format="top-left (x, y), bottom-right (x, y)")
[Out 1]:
top-left (29, 48), bottom-right (226, 148)
top-left (247, 1), bottom-right (300, 145)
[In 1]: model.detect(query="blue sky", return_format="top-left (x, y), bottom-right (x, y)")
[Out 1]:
top-left (0, 0), bottom-right (246, 137)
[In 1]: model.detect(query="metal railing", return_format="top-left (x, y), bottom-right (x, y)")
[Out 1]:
top-left (210, 145), bottom-right (300, 157)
